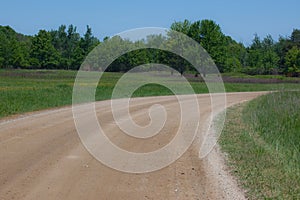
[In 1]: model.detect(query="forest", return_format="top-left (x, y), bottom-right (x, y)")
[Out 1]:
top-left (0, 19), bottom-right (299, 76)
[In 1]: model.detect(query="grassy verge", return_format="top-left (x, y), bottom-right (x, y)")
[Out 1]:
top-left (219, 91), bottom-right (300, 199)
top-left (0, 69), bottom-right (299, 118)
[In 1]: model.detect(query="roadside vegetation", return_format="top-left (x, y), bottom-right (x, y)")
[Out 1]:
top-left (219, 91), bottom-right (300, 199)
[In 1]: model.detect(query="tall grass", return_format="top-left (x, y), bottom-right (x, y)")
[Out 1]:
top-left (244, 91), bottom-right (300, 170)
top-left (219, 91), bottom-right (300, 199)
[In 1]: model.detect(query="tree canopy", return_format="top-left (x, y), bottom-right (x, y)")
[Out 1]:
top-left (0, 21), bottom-right (299, 76)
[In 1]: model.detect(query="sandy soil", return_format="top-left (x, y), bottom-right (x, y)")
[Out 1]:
top-left (0, 92), bottom-right (267, 200)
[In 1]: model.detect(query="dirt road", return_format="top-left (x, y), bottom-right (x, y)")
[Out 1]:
top-left (0, 92), bottom-right (266, 200)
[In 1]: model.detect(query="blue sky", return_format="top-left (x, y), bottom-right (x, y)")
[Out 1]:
top-left (1, 0), bottom-right (299, 45)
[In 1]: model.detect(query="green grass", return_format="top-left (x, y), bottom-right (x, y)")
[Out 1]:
top-left (0, 69), bottom-right (299, 118)
top-left (0, 70), bottom-right (74, 117)
top-left (219, 91), bottom-right (300, 199)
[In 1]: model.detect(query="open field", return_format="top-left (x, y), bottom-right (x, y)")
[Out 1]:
top-left (219, 91), bottom-right (300, 199)
top-left (0, 69), bottom-right (299, 118)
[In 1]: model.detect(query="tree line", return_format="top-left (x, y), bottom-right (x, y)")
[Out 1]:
top-left (0, 25), bottom-right (99, 70)
top-left (0, 19), bottom-right (299, 76)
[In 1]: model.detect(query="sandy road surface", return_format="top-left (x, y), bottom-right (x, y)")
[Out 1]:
top-left (0, 92), bottom-right (267, 200)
